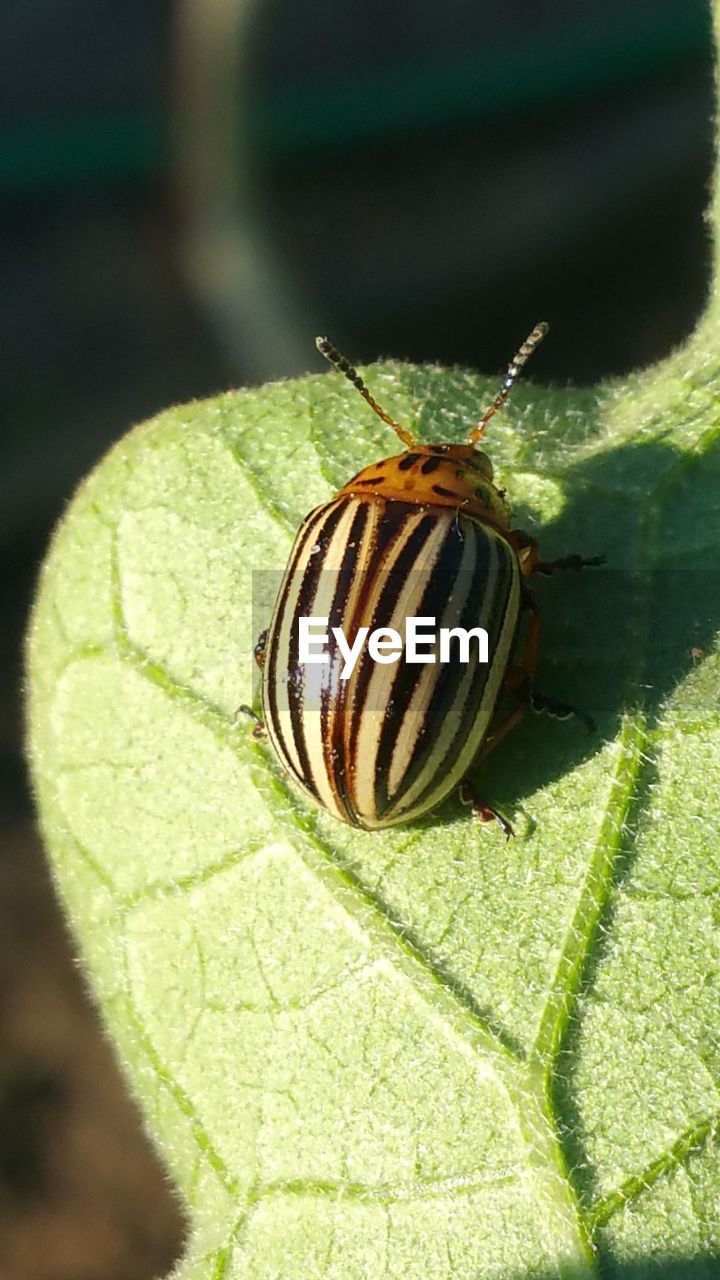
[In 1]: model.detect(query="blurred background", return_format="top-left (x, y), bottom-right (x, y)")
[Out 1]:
top-left (0, 1), bottom-right (715, 1276)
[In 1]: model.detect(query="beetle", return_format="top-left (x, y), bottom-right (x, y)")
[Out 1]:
top-left (248, 325), bottom-right (602, 835)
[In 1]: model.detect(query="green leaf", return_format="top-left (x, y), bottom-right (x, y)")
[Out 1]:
top-left (25, 18), bottom-right (720, 1280)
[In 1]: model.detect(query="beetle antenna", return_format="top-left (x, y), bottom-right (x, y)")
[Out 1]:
top-left (316, 336), bottom-right (416, 449)
top-left (468, 321), bottom-right (549, 444)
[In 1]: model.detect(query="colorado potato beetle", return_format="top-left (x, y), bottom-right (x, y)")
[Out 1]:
top-left (250, 326), bottom-right (602, 834)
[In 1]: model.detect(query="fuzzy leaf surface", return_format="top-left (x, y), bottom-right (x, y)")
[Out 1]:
top-left (25, 5), bottom-right (720, 1271)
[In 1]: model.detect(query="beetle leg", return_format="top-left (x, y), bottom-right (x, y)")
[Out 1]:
top-left (534, 553), bottom-right (605, 575)
top-left (458, 782), bottom-right (514, 839)
top-left (508, 531), bottom-right (605, 578)
top-left (498, 577), bottom-right (596, 731)
top-left (477, 703), bottom-right (527, 758)
top-left (513, 586), bottom-right (595, 732)
top-left (235, 704), bottom-right (266, 739)
top-left (522, 687), bottom-right (595, 734)
top-left (461, 703), bottom-right (526, 840)
top-left (254, 629), bottom-right (268, 669)
top-left (507, 529), bottom-right (539, 575)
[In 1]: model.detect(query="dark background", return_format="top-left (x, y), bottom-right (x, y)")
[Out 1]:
top-left (0, 2), bottom-right (715, 1276)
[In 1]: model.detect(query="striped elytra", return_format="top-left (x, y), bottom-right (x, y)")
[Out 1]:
top-left (255, 325), bottom-right (599, 833)
top-left (261, 491), bottom-right (521, 829)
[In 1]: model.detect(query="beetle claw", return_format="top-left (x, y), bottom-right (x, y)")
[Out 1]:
top-left (235, 704), bottom-right (266, 738)
top-left (459, 783), bottom-right (514, 838)
top-left (527, 690), bottom-right (595, 734)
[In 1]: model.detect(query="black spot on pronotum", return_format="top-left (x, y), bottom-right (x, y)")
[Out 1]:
top-left (420, 456), bottom-right (443, 474)
top-left (398, 453), bottom-right (421, 471)
top-left (432, 485), bottom-right (457, 498)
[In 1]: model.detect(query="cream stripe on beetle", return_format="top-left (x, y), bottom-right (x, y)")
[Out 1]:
top-left (353, 507), bottom-right (486, 818)
top-left (264, 500), bottom-right (335, 785)
top-left (349, 511), bottom-right (454, 820)
top-left (386, 515), bottom-right (489, 800)
top-left (387, 524), bottom-right (519, 818)
top-left (296, 498), bottom-right (368, 816)
top-left (256, 323), bottom-right (602, 836)
top-left (264, 496), bottom-right (363, 811)
top-left (317, 498), bottom-right (386, 816)
top-left (385, 517), bottom-right (480, 799)
top-left (398, 530), bottom-right (520, 818)
top-left (373, 520), bottom-right (517, 823)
